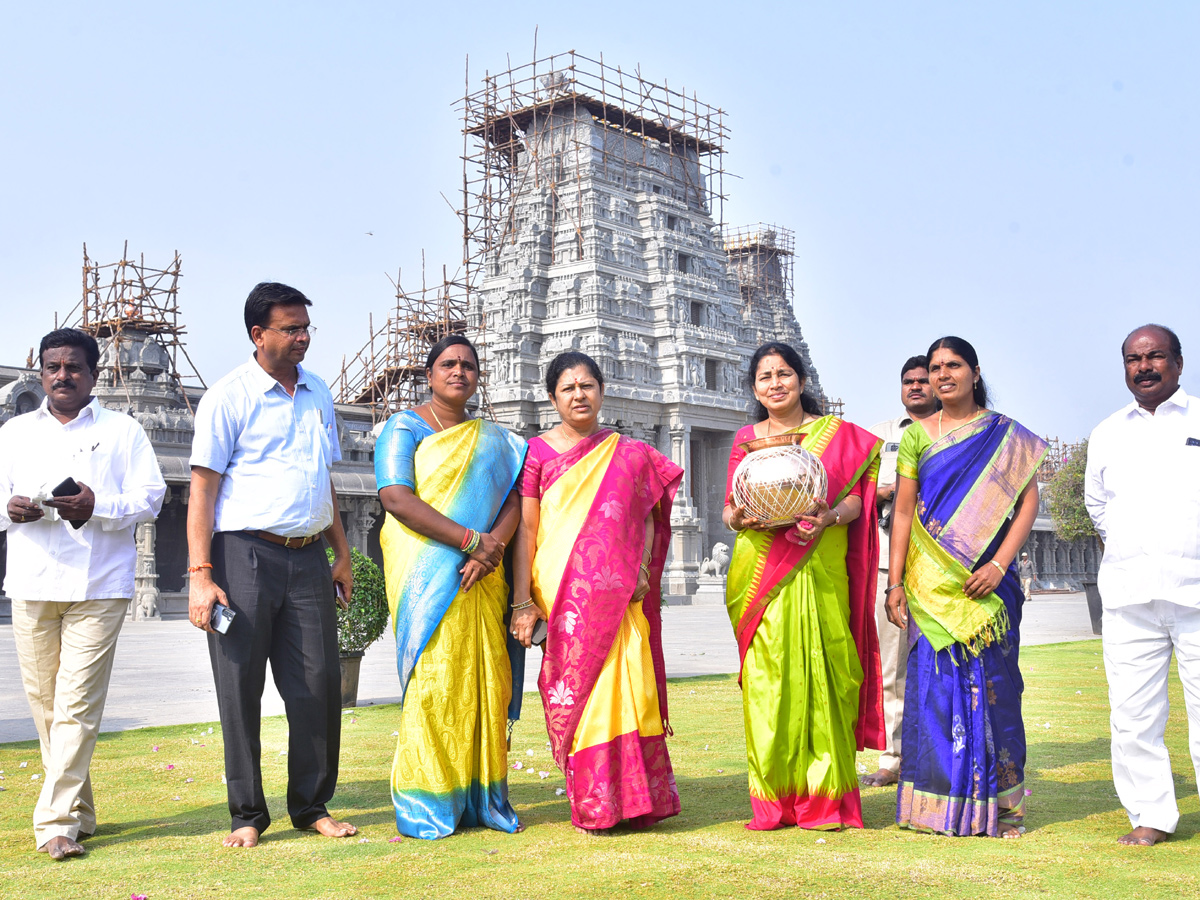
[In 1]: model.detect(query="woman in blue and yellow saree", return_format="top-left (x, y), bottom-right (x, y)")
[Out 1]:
top-left (374, 335), bottom-right (527, 839)
top-left (886, 337), bottom-right (1046, 838)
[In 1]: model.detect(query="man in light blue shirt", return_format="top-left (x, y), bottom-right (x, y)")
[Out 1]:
top-left (187, 282), bottom-right (357, 849)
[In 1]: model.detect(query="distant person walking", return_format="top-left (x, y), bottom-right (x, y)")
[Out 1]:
top-left (1017, 553), bottom-right (1036, 602)
top-left (1085, 323), bottom-right (1199, 848)
top-left (0, 328), bottom-right (165, 860)
top-left (187, 282), bottom-right (357, 848)
top-left (860, 355), bottom-right (937, 789)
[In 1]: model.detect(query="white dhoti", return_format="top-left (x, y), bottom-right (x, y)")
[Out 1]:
top-left (1103, 599), bottom-right (1200, 834)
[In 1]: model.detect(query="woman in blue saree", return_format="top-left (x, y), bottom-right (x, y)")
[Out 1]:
top-left (885, 336), bottom-right (1047, 838)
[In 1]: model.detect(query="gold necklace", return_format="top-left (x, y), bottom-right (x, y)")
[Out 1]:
top-left (938, 408), bottom-right (982, 438)
top-left (429, 404), bottom-right (446, 432)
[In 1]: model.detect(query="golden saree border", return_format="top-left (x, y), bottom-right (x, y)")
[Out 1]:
top-left (904, 515), bottom-right (1009, 656)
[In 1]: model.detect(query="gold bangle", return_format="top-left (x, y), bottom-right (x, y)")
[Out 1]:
top-left (989, 560), bottom-right (1005, 574)
top-left (511, 599), bottom-right (534, 610)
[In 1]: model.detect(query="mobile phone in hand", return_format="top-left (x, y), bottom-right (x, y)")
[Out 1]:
top-left (210, 604), bottom-right (237, 635)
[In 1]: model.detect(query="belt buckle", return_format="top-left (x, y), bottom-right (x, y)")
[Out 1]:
top-left (283, 535), bottom-right (300, 549)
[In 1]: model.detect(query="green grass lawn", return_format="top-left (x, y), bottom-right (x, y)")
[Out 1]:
top-left (2, 640), bottom-right (1196, 899)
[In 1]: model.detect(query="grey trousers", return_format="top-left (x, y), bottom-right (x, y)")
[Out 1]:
top-left (208, 532), bottom-right (342, 834)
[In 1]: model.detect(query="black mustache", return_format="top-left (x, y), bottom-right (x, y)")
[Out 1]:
top-left (1134, 372), bottom-right (1162, 383)
top-left (51, 381), bottom-right (74, 390)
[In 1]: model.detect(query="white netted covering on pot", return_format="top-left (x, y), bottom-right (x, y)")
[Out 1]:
top-left (731, 444), bottom-right (828, 528)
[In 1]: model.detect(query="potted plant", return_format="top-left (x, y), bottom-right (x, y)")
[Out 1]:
top-left (1044, 440), bottom-right (1102, 634)
top-left (328, 547), bottom-right (389, 707)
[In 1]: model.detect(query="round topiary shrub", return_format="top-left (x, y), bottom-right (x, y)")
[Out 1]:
top-left (326, 546), bottom-right (389, 654)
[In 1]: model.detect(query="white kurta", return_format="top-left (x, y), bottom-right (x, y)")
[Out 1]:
top-left (1086, 387), bottom-right (1200, 833)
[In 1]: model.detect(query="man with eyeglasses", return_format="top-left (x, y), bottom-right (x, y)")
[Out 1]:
top-left (187, 282), bottom-right (357, 848)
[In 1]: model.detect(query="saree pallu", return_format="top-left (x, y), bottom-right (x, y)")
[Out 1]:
top-left (529, 431), bottom-right (683, 831)
top-left (725, 416), bottom-right (884, 830)
top-left (380, 417), bottom-right (526, 839)
top-left (897, 413), bottom-right (1047, 837)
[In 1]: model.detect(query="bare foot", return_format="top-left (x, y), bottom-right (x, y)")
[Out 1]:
top-left (514, 821), bottom-right (527, 833)
top-left (998, 823), bottom-right (1023, 839)
top-left (304, 816), bottom-right (357, 838)
top-left (859, 768), bottom-right (899, 788)
top-left (223, 826), bottom-right (260, 848)
top-left (39, 836), bottom-right (85, 860)
top-left (1118, 826), bottom-right (1168, 846)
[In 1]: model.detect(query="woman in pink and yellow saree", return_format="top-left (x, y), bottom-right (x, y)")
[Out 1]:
top-left (512, 352), bottom-right (683, 833)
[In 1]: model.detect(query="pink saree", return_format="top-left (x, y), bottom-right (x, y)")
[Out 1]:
top-left (521, 429), bottom-right (683, 830)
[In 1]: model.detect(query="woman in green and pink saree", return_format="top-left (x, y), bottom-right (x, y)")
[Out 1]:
top-left (724, 342), bottom-right (885, 831)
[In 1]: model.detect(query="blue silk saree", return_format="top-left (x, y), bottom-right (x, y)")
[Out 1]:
top-left (895, 413), bottom-right (1047, 836)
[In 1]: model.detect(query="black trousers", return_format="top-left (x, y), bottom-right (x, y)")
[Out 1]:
top-left (207, 532), bottom-right (342, 833)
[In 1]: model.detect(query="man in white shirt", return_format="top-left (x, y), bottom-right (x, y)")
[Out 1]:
top-left (859, 355), bottom-right (937, 788)
top-left (188, 282), bottom-right (356, 849)
top-left (1086, 323), bottom-right (1199, 847)
top-left (0, 328), bottom-right (165, 861)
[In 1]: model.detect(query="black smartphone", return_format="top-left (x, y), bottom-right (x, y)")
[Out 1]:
top-left (50, 478), bottom-right (85, 530)
top-left (51, 477), bottom-right (81, 497)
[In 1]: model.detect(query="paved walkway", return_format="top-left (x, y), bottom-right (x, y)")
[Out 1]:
top-left (0, 592), bottom-right (1096, 744)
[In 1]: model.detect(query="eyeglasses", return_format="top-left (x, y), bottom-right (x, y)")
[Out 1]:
top-left (263, 325), bottom-right (316, 339)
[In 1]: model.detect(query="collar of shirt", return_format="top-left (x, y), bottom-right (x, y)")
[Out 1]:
top-left (245, 352), bottom-right (313, 396)
top-left (1121, 387), bottom-right (1190, 421)
top-left (34, 395), bottom-right (101, 425)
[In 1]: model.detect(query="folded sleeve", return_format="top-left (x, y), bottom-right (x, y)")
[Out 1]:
top-left (92, 423), bottom-right (167, 531)
top-left (189, 389), bottom-right (238, 474)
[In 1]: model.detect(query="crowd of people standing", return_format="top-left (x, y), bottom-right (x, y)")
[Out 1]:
top-left (1, 281), bottom-right (1195, 859)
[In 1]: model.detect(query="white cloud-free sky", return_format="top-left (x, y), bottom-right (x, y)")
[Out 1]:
top-left (2, 1), bottom-right (1196, 440)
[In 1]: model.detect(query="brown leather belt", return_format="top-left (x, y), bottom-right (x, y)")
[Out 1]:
top-left (248, 530), bottom-right (323, 549)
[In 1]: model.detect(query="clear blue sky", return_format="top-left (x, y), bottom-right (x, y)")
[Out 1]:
top-left (2, 1), bottom-right (1196, 440)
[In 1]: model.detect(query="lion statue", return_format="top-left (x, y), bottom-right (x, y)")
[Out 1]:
top-left (699, 542), bottom-right (731, 578)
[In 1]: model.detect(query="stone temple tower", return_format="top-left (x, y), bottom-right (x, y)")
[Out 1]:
top-left (461, 52), bottom-right (824, 598)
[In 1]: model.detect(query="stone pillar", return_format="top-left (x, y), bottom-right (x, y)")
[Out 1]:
top-left (346, 498), bottom-right (380, 555)
top-left (133, 520), bottom-right (161, 620)
top-left (666, 423), bottom-right (700, 599)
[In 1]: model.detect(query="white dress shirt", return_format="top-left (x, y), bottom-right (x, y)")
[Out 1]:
top-left (869, 413), bottom-right (914, 562)
top-left (1085, 388), bottom-right (1200, 609)
top-left (0, 398), bottom-right (166, 602)
top-left (189, 355), bottom-right (341, 537)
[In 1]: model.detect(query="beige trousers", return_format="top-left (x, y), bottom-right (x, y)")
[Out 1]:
top-left (11, 596), bottom-right (128, 848)
top-left (875, 569), bottom-right (907, 773)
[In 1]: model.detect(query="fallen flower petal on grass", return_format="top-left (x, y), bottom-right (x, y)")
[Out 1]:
top-left (526, 749), bottom-right (534, 757)
top-left (185, 778), bottom-right (194, 783)
top-left (388, 836), bottom-right (403, 843)
top-left (358, 838), bottom-right (369, 843)
top-left (555, 788), bottom-right (566, 796)
top-left (538, 771), bottom-right (550, 779)
top-left (816, 838), bottom-right (826, 844)
top-left (152, 746), bottom-right (159, 752)
top-left (166, 764), bottom-right (175, 770)
top-left (32, 774), bottom-right (41, 781)
top-left (1024, 789), bottom-right (1032, 796)
top-left (19, 762), bottom-right (28, 768)
top-left (132, 894), bottom-right (149, 900)
top-left (512, 761), bottom-right (524, 770)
